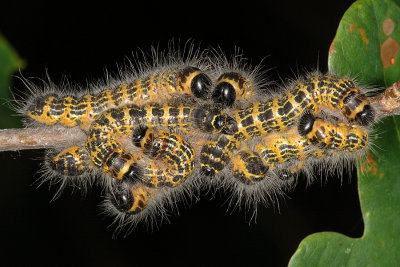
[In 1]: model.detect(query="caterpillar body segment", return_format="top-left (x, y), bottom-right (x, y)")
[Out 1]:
top-left (25, 66), bottom-right (212, 129)
top-left (50, 145), bottom-right (91, 176)
top-left (200, 135), bottom-right (240, 176)
top-left (230, 130), bottom-right (310, 185)
top-left (103, 149), bottom-right (144, 181)
top-left (254, 130), bottom-right (309, 169)
top-left (231, 150), bottom-right (268, 184)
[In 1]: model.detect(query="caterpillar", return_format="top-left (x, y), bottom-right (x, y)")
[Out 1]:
top-left (17, 45), bottom-right (390, 236)
top-left (199, 74), bottom-right (375, 177)
top-left (232, 115), bottom-right (369, 186)
top-left (18, 45), bottom-right (216, 130)
top-left (85, 102), bottom-right (235, 181)
top-left (24, 66), bottom-right (212, 130)
top-left (219, 115), bottom-right (371, 211)
top-left (29, 48), bottom-right (259, 196)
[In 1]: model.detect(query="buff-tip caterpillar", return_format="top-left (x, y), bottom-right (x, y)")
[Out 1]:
top-left (5, 41), bottom-right (400, 238)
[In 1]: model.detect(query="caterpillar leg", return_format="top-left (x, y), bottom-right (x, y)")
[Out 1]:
top-left (200, 135), bottom-right (240, 176)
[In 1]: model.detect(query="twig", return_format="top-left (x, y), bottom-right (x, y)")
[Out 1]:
top-left (0, 127), bottom-right (86, 151)
top-left (371, 80), bottom-right (400, 116)
top-left (0, 80), bottom-right (399, 152)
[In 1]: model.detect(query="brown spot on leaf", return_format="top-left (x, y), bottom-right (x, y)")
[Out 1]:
top-left (366, 153), bottom-right (376, 166)
top-left (363, 152), bottom-right (379, 176)
top-left (329, 39), bottom-right (336, 54)
top-left (349, 23), bottom-right (369, 45)
top-left (382, 18), bottom-right (395, 36)
top-left (358, 28), bottom-right (369, 45)
top-left (349, 23), bottom-right (356, 32)
top-left (381, 38), bottom-right (399, 68)
top-left (363, 153), bottom-right (384, 178)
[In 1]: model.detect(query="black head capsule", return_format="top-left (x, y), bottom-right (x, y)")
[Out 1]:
top-left (193, 105), bottom-right (229, 134)
top-left (109, 181), bottom-right (134, 213)
top-left (212, 82), bottom-right (236, 107)
top-left (356, 105), bottom-right (375, 126)
top-left (191, 73), bottom-right (212, 99)
top-left (213, 115), bottom-right (227, 132)
top-left (342, 89), bottom-right (374, 125)
top-left (132, 126), bottom-right (148, 147)
top-left (122, 163), bottom-right (142, 183)
top-left (298, 112), bottom-right (315, 136)
top-left (221, 116), bottom-right (238, 135)
top-left (179, 67), bottom-right (211, 99)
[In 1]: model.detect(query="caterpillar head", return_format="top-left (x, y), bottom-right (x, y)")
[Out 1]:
top-left (109, 181), bottom-right (154, 214)
top-left (193, 104), bottom-right (238, 135)
top-left (212, 72), bottom-right (254, 107)
top-left (342, 89), bottom-right (375, 126)
top-left (178, 67), bottom-right (212, 99)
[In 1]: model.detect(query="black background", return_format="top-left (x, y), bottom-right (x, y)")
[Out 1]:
top-left (0, 1), bottom-right (363, 266)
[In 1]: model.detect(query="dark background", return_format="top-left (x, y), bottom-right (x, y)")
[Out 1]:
top-left (0, 1), bottom-right (363, 266)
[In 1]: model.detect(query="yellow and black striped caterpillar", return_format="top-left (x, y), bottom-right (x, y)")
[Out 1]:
top-left (19, 47), bottom-right (382, 234)
top-left (24, 66), bottom-right (212, 130)
top-left (231, 113), bottom-right (369, 186)
top-left (199, 74), bottom-right (374, 177)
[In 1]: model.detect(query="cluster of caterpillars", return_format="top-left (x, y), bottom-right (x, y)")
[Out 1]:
top-left (22, 48), bottom-right (376, 233)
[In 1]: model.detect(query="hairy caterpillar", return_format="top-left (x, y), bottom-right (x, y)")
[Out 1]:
top-left (17, 45), bottom-right (386, 236)
top-left (232, 115), bottom-right (369, 185)
top-left (199, 74), bottom-right (374, 177)
top-left (85, 102), bottom-right (235, 181)
top-left (25, 67), bottom-right (213, 130)
top-left (19, 46), bottom-right (213, 130)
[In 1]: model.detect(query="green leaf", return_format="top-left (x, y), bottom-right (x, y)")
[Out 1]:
top-left (328, 0), bottom-right (400, 86)
top-left (290, 0), bottom-right (400, 266)
top-left (0, 33), bottom-right (25, 128)
top-left (289, 117), bottom-right (400, 266)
